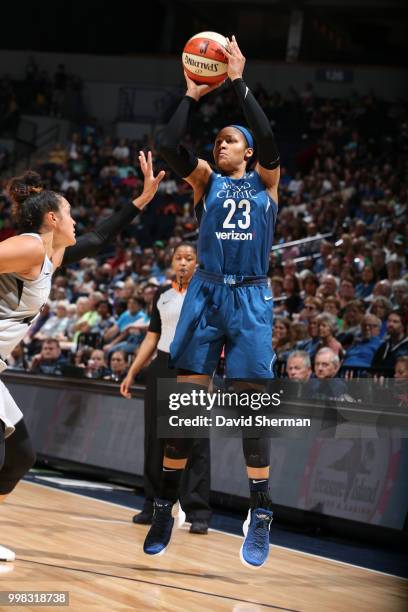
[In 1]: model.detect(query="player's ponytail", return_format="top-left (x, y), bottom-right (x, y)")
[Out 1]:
top-left (7, 170), bottom-right (61, 233)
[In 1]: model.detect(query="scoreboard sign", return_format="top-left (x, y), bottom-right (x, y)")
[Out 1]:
top-left (316, 68), bottom-right (354, 83)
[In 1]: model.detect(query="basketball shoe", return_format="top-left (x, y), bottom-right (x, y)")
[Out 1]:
top-left (240, 492), bottom-right (273, 569)
top-left (0, 544), bottom-right (15, 562)
top-left (143, 499), bottom-right (185, 556)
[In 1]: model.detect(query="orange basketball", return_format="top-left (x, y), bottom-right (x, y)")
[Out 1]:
top-left (182, 31), bottom-right (228, 85)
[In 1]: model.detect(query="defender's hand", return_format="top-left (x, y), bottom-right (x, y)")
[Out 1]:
top-left (133, 151), bottom-right (165, 210)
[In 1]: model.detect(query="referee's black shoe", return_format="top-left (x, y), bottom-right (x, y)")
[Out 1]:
top-left (132, 509), bottom-right (153, 525)
top-left (189, 520), bottom-right (208, 535)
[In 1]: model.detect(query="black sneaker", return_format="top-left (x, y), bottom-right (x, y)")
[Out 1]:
top-left (189, 520), bottom-right (208, 535)
top-left (143, 499), bottom-right (175, 556)
top-left (132, 509), bottom-right (153, 525)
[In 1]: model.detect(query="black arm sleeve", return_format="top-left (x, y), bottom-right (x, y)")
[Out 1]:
top-left (231, 78), bottom-right (280, 170)
top-left (158, 95), bottom-right (199, 178)
top-left (61, 201), bottom-right (139, 267)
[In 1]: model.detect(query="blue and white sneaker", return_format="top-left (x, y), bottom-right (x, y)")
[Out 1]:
top-left (143, 499), bottom-right (185, 556)
top-left (240, 504), bottom-right (273, 569)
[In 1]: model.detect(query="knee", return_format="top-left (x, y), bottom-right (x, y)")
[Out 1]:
top-left (243, 438), bottom-right (271, 467)
top-left (164, 439), bottom-right (193, 460)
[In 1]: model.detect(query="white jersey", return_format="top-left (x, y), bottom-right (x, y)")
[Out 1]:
top-left (0, 233), bottom-right (53, 437)
top-left (0, 233), bottom-right (53, 366)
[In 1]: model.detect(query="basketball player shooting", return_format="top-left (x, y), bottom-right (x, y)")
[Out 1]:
top-left (144, 35), bottom-right (281, 569)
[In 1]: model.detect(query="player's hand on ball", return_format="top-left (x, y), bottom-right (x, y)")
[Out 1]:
top-left (133, 151), bottom-right (165, 210)
top-left (184, 71), bottom-right (224, 101)
top-left (225, 35), bottom-right (245, 81)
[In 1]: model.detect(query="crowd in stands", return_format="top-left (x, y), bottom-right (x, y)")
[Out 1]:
top-left (0, 58), bottom-right (85, 138)
top-left (0, 84), bottom-right (407, 381)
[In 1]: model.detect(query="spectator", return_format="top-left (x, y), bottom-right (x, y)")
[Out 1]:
top-left (286, 351), bottom-right (312, 381)
top-left (338, 300), bottom-right (365, 346)
top-left (86, 349), bottom-right (110, 379)
top-left (296, 317), bottom-right (320, 358)
top-left (112, 138), bottom-right (130, 161)
top-left (272, 317), bottom-right (294, 360)
top-left (342, 314), bottom-right (382, 368)
top-left (316, 313), bottom-right (343, 357)
top-left (317, 274), bottom-right (338, 299)
top-left (33, 300), bottom-right (69, 341)
top-left (90, 300), bottom-right (116, 337)
top-left (394, 356), bottom-right (408, 380)
top-left (369, 296), bottom-right (393, 336)
top-left (6, 342), bottom-right (27, 370)
top-left (372, 249), bottom-right (387, 280)
top-left (298, 296), bottom-right (323, 323)
top-left (301, 273), bottom-right (319, 298)
top-left (323, 296), bottom-right (343, 330)
top-left (372, 311), bottom-right (408, 372)
top-left (105, 350), bottom-right (128, 382)
top-left (283, 274), bottom-right (303, 316)
top-left (391, 280), bottom-right (408, 309)
top-left (104, 297), bottom-right (149, 355)
top-left (338, 277), bottom-right (356, 309)
top-left (30, 339), bottom-right (67, 375)
top-left (314, 347), bottom-right (341, 380)
top-left (371, 280), bottom-right (392, 300)
top-left (355, 265), bottom-right (376, 299)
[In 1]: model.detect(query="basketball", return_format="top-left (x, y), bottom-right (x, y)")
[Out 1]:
top-left (182, 31), bottom-right (228, 85)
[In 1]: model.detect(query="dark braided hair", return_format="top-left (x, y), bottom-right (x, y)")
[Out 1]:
top-left (7, 170), bottom-right (62, 233)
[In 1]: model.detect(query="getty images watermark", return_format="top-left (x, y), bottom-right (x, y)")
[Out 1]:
top-left (157, 378), bottom-right (408, 439)
top-left (157, 382), bottom-right (313, 438)
top-left (167, 389), bottom-right (310, 428)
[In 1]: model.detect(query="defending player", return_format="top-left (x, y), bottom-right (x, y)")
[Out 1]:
top-left (145, 36), bottom-right (280, 568)
top-left (0, 153), bottom-right (164, 562)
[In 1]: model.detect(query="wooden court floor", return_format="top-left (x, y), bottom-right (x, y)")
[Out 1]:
top-left (0, 481), bottom-right (407, 611)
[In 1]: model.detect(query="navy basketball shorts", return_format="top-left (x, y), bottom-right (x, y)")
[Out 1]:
top-left (170, 270), bottom-right (276, 379)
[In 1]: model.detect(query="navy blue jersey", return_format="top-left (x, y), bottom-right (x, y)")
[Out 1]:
top-left (195, 170), bottom-right (277, 276)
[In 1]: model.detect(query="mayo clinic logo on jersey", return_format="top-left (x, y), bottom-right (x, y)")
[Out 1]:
top-left (216, 180), bottom-right (257, 200)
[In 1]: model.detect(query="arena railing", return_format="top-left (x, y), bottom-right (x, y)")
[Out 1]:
top-left (275, 359), bottom-right (395, 379)
top-left (270, 232), bottom-right (332, 251)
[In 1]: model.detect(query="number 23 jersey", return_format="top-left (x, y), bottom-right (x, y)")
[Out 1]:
top-left (195, 170), bottom-right (277, 276)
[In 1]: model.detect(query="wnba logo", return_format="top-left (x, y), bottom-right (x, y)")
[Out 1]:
top-left (199, 40), bottom-right (210, 54)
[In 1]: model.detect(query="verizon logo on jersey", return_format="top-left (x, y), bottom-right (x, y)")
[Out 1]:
top-left (215, 231), bottom-right (253, 241)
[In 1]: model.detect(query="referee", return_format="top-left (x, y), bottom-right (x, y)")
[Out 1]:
top-left (121, 243), bottom-right (211, 534)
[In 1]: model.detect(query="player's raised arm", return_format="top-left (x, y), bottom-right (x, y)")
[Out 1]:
top-left (58, 151), bottom-right (164, 267)
top-left (225, 35), bottom-right (280, 201)
top-left (158, 73), bottom-right (221, 203)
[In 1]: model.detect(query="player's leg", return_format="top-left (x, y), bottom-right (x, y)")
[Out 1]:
top-left (133, 357), bottom-right (163, 524)
top-left (144, 277), bottom-right (223, 555)
top-left (241, 435), bottom-right (273, 569)
top-left (143, 372), bottom-right (210, 555)
top-left (180, 437), bottom-right (211, 534)
top-left (225, 284), bottom-right (275, 568)
top-left (0, 418), bottom-right (36, 561)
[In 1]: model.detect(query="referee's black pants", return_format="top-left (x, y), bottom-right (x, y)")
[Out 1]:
top-left (142, 351), bottom-right (211, 522)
